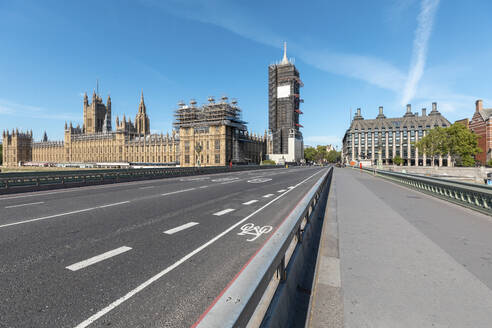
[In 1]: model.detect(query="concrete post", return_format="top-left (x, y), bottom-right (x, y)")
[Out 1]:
top-left (399, 130), bottom-right (403, 165)
top-left (422, 130), bottom-right (426, 166)
top-left (351, 132), bottom-right (355, 162)
top-left (439, 155), bottom-right (443, 167)
top-left (447, 154), bottom-right (452, 167)
top-left (385, 132), bottom-right (389, 165)
top-left (392, 131), bottom-right (396, 160)
top-left (407, 131), bottom-right (411, 166)
top-left (358, 132), bottom-right (361, 160)
top-left (365, 132), bottom-right (368, 160)
top-left (371, 132), bottom-right (375, 164)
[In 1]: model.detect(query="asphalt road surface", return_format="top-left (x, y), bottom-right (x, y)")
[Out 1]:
top-left (0, 166), bottom-right (326, 328)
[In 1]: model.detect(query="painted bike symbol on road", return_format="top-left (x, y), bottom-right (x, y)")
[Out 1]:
top-left (238, 223), bottom-right (273, 242)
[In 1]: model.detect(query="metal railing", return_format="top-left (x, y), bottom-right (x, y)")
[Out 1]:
top-left (362, 167), bottom-right (492, 215)
top-left (0, 165), bottom-right (282, 194)
top-left (195, 167), bottom-right (333, 328)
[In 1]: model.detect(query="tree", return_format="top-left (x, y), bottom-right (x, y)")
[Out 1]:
top-left (304, 146), bottom-right (317, 163)
top-left (326, 150), bottom-right (341, 163)
top-left (393, 155), bottom-right (403, 166)
top-left (416, 123), bottom-right (481, 167)
top-left (444, 123), bottom-right (480, 167)
top-left (415, 127), bottom-right (447, 166)
top-left (315, 145), bottom-right (328, 163)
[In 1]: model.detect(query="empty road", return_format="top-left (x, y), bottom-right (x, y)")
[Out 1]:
top-left (0, 166), bottom-right (326, 327)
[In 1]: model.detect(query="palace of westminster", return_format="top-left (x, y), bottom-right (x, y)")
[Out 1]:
top-left (2, 45), bottom-right (306, 167)
top-left (2, 90), bottom-right (268, 167)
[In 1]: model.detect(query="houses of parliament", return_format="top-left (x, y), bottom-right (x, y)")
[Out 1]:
top-left (2, 90), bottom-right (267, 167)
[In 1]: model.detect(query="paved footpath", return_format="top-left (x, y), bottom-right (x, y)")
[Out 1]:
top-left (308, 167), bottom-right (492, 328)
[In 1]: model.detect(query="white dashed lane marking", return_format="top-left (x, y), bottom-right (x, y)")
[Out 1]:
top-left (162, 188), bottom-right (195, 196)
top-left (164, 222), bottom-right (199, 235)
top-left (213, 209), bottom-right (235, 216)
top-left (263, 194), bottom-right (274, 198)
top-left (66, 246), bottom-right (132, 271)
top-left (242, 200), bottom-right (258, 205)
top-left (5, 201), bottom-right (44, 209)
top-left (277, 189), bottom-right (286, 193)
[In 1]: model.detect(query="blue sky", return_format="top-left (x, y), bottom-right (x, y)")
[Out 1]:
top-left (1, 0), bottom-right (491, 148)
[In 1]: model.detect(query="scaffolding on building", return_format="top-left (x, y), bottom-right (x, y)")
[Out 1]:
top-left (173, 96), bottom-right (247, 130)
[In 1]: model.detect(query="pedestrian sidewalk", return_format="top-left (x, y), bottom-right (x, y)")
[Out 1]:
top-left (306, 168), bottom-right (492, 328)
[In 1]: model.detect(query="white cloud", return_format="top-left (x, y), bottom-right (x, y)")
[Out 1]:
top-left (400, 0), bottom-right (440, 106)
top-left (142, 0), bottom-right (406, 92)
top-left (0, 99), bottom-right (78, 121)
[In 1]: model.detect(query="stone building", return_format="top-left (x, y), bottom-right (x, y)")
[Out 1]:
top-left (267, 43), bottom-right (304, 163)
top-left (469, 100), bottom-right (492, 164)
top-left (342, 103), bottom-right (452, 166)
top-left (2, 91), bottom-right (264, 167)
top-left (174, 97), bottom-right (266, 166)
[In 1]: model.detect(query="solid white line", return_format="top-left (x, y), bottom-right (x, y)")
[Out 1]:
top-left (242, 200), bottom-right (258, 205)
top-left (163, 222), bottom-right (199, 235)
top-left (74, 168), bottom-right (326, 328)
top-left (0, 201), bottom-right (131, 229)
top-left (161, 188), bottom-right (195, 196)
top-left (97, 201), bottom-right (130, 208)
top-left (277, 189), bottom-right (286, 193)
top-left (66, 246), bottom-right (132, 271)
top-left (139, 186), bottom-right (155, 190)
top-left (213, 208), bottom-right (235, 216)
top-left (288, 186), bottom-right (295, 189)
top-left (263, 194), bottom-right (274, 198)
top-left (5, 201), bottom-right (44, 209)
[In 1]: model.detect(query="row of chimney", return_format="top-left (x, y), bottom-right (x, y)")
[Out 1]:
top-left (355, 102), bottom-right (438, 118)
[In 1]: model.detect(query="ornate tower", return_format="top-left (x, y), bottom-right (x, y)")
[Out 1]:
top-left (135, 90), bottom-right (150, 135)
top-left (268, 42), bottom-right (303, 154)
top-left (83, 90), bottom-right (110, 134)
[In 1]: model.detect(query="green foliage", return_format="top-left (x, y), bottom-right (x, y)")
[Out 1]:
top-left (445, 123), bottom-right (480, 166)
top-left (304, 146), bottom-right (317, 162)
top-left (487, 159), bottom-right (492, 167)
top-left (393, 155), bottom-right (403, 166)
top-left (416, 123), bottom-right (480, 167)
top-left (326, 150), bottom-right (341, 163)
top-left (315, 145), bottom-right (328, 163)
top-left (304, 145), bottom-right (340, 164)
top-left (261, 159), bottom-right (276, 165)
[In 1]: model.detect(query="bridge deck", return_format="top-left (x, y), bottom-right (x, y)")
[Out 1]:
top-left (309, 167), bottom-right (492, 328)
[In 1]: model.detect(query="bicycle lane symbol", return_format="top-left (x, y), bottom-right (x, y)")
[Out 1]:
top-left (237, 223), bottom-right (273, 242)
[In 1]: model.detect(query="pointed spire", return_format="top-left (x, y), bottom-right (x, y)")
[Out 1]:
top-left (141, 89), bottom-right (144, 103)
top-left (281, 41), bottom-right (289, 65)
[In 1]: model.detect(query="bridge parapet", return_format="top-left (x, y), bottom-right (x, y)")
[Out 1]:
top-left (362, 167), bottom-right (492, 215)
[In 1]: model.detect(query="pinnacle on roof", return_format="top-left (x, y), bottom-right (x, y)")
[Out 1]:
top-left (280, 41), bottom-right (290, 65)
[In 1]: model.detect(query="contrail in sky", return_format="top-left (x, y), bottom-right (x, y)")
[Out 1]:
top-left (401, 0), bottom-right (440, 106)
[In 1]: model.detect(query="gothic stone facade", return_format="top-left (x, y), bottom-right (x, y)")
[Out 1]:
top-left (175, 98), bottom-right (266, 167)
top-left (2, 92), bottom-right (265, 167)
top-left (469, 99), bottom-right (492, 164)
top-left (342, 103), bottom-right (452, 166)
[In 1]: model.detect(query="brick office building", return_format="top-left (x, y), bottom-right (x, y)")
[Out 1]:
top-left (469, 100), bottom-right (492, 164)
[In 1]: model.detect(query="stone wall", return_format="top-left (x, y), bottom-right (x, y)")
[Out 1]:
top-left (381, 165), bottom-right (492, 184)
